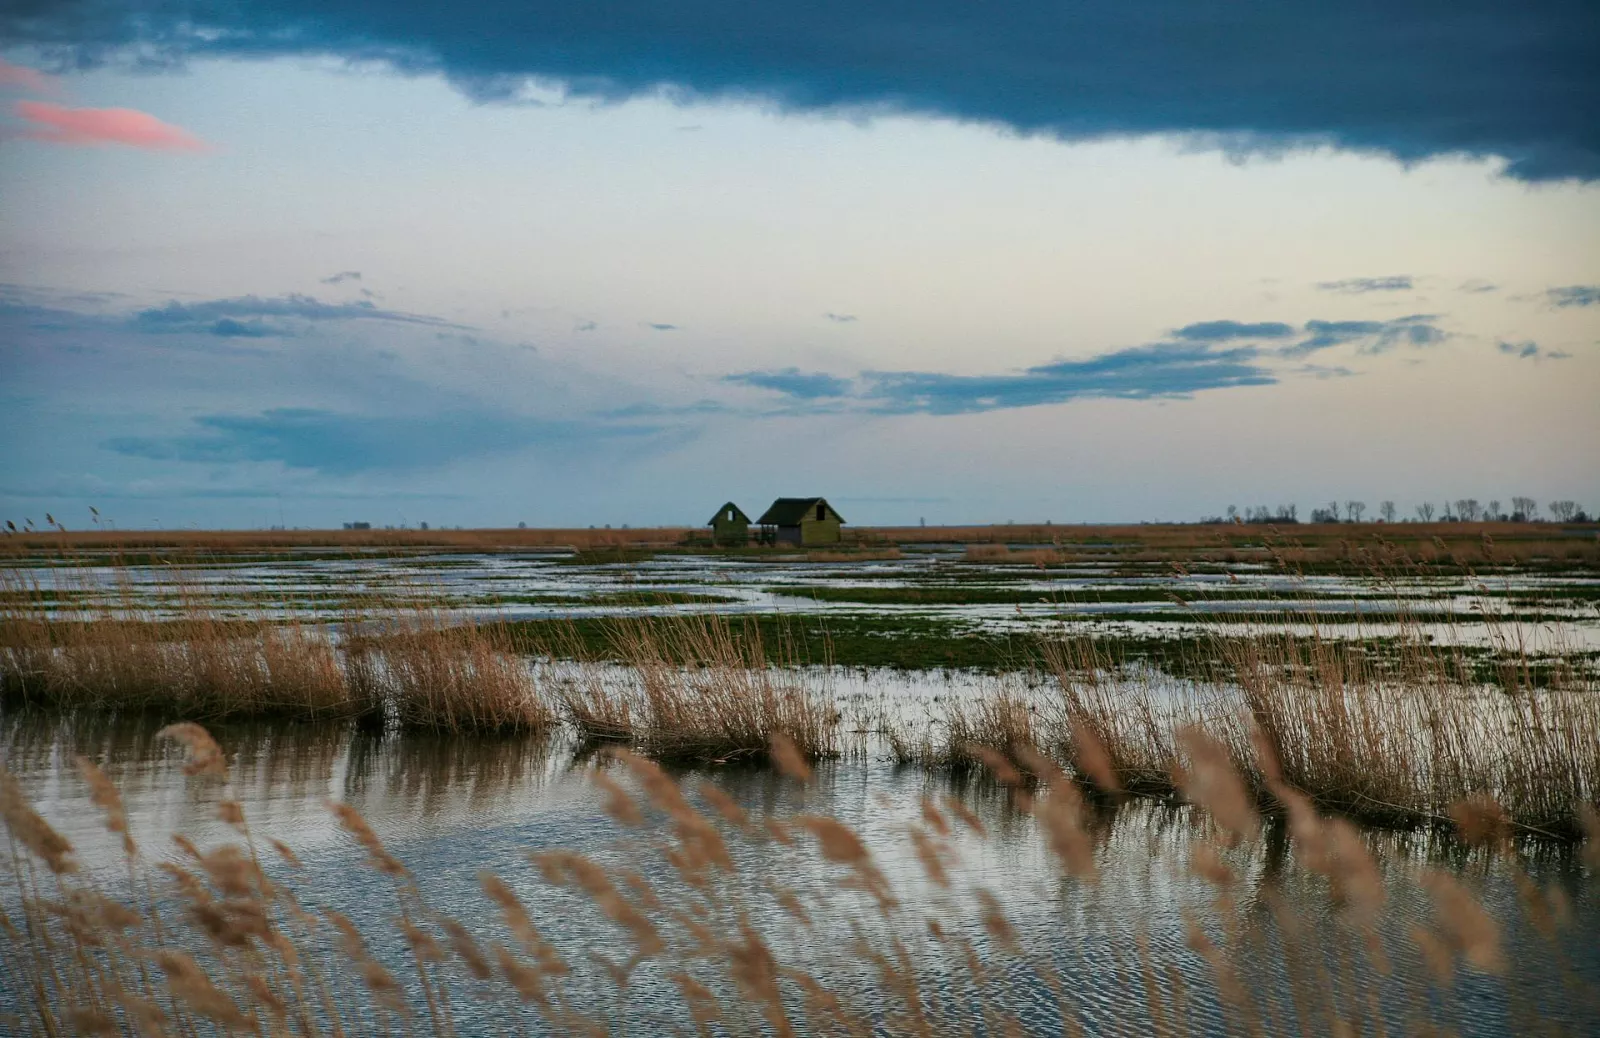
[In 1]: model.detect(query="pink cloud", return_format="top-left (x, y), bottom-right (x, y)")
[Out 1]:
top-left (0, 59), bottom-right (54, 94)
top-left (12, 101), bottom-right (209, 151)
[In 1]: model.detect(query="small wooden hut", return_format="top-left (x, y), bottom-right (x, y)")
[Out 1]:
top-left (707, 502), bottom-right (750, 546)
top-left (757, 498), bottom-right (844, 546)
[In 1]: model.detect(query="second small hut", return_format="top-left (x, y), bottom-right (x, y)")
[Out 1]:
top-left (757, 497), bottom-right (844, 546)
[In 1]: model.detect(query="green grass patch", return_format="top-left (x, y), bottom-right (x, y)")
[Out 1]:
top-left (497, 612), bottom-right (1222, 673)
top-left (768, 584), bottom-right (1399, 606)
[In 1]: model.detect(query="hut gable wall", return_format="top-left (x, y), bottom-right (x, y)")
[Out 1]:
top-left (757, 497), bottom-right (844, 546)
top-left (708, 501), bottom-right (750, 545)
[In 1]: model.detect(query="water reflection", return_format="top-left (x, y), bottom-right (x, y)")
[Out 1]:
top-left (2, 711), bottom-right (1595, 1035)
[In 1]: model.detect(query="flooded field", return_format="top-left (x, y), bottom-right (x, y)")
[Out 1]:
top-left (3, 713), bottom-right (1598, 1035)
top-left (3, 530), bottom-right (1598, 1033)
top-left (7, 542), bottom-right (1600, 657)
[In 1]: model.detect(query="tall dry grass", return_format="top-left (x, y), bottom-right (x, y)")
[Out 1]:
top-left (886, 686), bottom-right (1039, 772)
top-left (962, 543), bottom-right (1064, 565)
top-left (2, 723), bottom-right (1594, 1036)
top-left (0, 566), bottom-right (555, 731)
top-left (1225, 632), bottom-right (1600, 836)
top-left (0, 568), bottom-right (361, 720)
top-left (2, 563), bottom-right (840, 759)
top-left (345, 616), bottom-right (553, 733)
top-left (11, 520), bottom-right (1593, 575)
top-left (552, 614), bottom-right (839, 764)
top-left (879, 610), bottom-right (1600, 841)
top-left (0, 525), bottom-right (690, 555)
top-left (1033, 628), bottom-right (1600, 838)
top-left (4, 546), bottom-right (1597, 826)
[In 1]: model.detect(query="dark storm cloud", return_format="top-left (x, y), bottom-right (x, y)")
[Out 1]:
top-left (0, 296), bottom-right (98, 333)
top-left (6, 2), bottom-right (1597, 179)
top-left (130, 293), bottom-right (465, 335)
top-left (320, 270), bottom-right (361, 285)
top-left (207, 317), bottom-right (287, 338)
top-left (1280, 315), bottom-right (1446, 356)
top-left (1286, 320), bottom-right (1384, 355)
top-left (859, 342), bottom-right (1274, 415)
top-left (1316, 276), bottom-right (1414, 294)
top-left (1172, 320), bottom-right (1296, 342)
top-left (724, 368), bottom-right (853, 399)
top-left (104, 407), bottom-right (661, 475)
top-left (1546, 285), bottom-right (1600, 307)
top-left (1496, 339), bottom-right (1570, 361)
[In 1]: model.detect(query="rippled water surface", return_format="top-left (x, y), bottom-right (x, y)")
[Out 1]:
top-left (4, 713), bottom-right (1596, 1035)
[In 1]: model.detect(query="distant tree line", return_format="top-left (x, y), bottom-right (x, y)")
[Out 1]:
top-left (1200, 498), bottom-right (1591, 525)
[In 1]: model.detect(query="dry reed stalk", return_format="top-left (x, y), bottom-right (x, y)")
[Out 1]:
top-left (1033, 612), bottom-right (1600, 837)
top-left (2, 716), bottom-right (1595, 1037)
top-left (346, 610), bottom-right (555, 733)
top-left (2, 525), bottom-right (689, 554)
top-left (1225, 625), bottom-right (1600, 835)
top-left (530, 851), bottom-right (664, 956)
top-left (887, 681), bottom-right (1042, 775)
top-left (605, 614), bottom-right (838, 764)
top-left (1, 564), bottom-right (363, 720)
top-left (961, 544), bottom-right (1063, 566)
top-left (1041, 637), bottom-right (1197, 795)
top-left (0, 765), bottom-right (76, 874)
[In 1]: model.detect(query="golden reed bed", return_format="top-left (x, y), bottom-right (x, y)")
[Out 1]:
top-left (2, 724), bottom-right (1596, 1036)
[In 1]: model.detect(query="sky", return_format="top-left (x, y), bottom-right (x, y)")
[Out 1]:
top-left (1, 2), bottom-right (1597, 529)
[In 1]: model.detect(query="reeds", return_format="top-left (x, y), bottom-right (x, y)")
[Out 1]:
top-left (1226, 632), bottom-right (1600, 836)
top-left (882, 621), bottom-right (1599, 839)
top-left (1, 568), bottom-right (360, 720)
top-left (886, 685), bottom-right (1038, 772)
top-left (345, 616), bottom-right (553, 733)
top-left (962, 543), bottom-right (1063, 565)
top-left (8, 520), bottom-right (1595, 578)
top-left (4, 550), bottom-right (1597, 827)
top-left (562, 614), bottom-right (839, 763)
top-left (2, 566), bottom-right (840, 759)
top-left (0, 524), bottom-right (689, 555)
top-left (2, 722), bottom-right (1595, 1036)
top-left (1035, 627), bottom-right (1600, 838)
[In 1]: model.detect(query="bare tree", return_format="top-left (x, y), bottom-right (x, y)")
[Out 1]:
top-left (1510, 496), bottom-right (1538, 522)
top-left (1327, 501), bottom-right (1341, 522)
top-left (1346, 500), bottom-right (1366, 523)
top-left (1380, 500), bottom-right (1396, 523)
top-left (1454, 499), bottom-right (1481, 522)
top-left (1549, 500), bottom-right (1578, 522)
top-left (1487, 500), bottom-right (1502, 521)
top-left (1416, 502), bottom-right (1435, 522)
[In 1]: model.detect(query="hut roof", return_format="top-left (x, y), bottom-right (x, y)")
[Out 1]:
top-left (757, 498), bottom-right (845, 525)
top-left (707, 502), bottom-right (751, 525)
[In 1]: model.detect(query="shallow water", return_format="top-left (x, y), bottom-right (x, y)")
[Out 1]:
top-left (3, 712), bottom-right (1596, 1035)
top-left (8, 547), bottom-right (1599, 653)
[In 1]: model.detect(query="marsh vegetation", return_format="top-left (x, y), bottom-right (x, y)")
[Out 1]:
top-left (2, 719), bottom-right (1596, 1036)
top-left (2, 524), bottom-right (1597, 1032)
